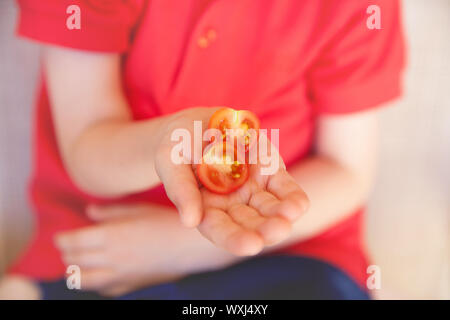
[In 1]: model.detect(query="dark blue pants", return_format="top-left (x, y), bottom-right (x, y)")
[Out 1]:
top-left (39, 255), bottom-right (369, 300)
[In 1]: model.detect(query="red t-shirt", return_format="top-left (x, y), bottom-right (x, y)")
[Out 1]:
top-left (11, 0), bottom-right (405, 288)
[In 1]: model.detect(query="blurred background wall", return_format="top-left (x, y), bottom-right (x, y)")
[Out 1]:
top-left (0, 0), bottom-right (38, 273)
top-left (0, 0), bottom-right (448, 299)
top-left (365, 1), bottom-right (449, 299)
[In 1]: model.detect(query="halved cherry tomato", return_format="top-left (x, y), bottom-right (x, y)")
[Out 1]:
top-left (208, 107), bottom-right (260, 152)
top-left (197, 142), bottom-right (249, 194)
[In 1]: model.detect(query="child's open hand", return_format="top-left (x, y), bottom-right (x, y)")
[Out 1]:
top-left (197, 150), bottom-right (309, 256)
top-left (155, 108), bottom-right (309, 255)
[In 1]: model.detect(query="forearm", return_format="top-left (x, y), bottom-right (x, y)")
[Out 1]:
top-left (43, 47), bottom-right (177, 198)
top-left (65, 106), bottom-right (218, 200)
top-left (162, 209), bottom-right (242, 275)
top-left (282, 155), bottom-right (373, 244)
top-left (279, 110), bottom-right (379, 244)
top-left (66, 116), bottom-right (169, 197)
top-left (179, 234), bottom-right (242, 275)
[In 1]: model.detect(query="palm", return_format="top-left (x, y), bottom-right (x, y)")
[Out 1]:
top-left (155, 108), bottom-right (308, 255)
top-left (198, 163), bottom-right (308, 256)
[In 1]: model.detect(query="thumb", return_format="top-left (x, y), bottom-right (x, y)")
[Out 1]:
top-left (156, 161), bottom-right (203, 227)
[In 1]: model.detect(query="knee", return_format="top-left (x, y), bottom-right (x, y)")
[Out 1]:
top-left (0, 275), bottom-right (42, 300)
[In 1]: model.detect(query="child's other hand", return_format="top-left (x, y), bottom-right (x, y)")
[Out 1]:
top-left (54, 204), bottom-right (187, 296)
top-left (0, 276), bottom-right (41, 300)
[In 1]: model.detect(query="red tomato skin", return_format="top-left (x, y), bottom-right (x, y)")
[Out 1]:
top-left (201, 107), bottom-right (257, 194)
top-left (208, 108), bottom-right (259, 132)
top-left (207, 107), bottom-right (233, 130)
top-left (197, 162), bottom-right (249, 195)
top-left (208, 107), bottom-right (260, 153)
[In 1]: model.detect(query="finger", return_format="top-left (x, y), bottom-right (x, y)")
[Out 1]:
top-left (228, 204), bottom-right (291, 245)
top-left (266, 170), bottom-right (309, 221)
top-left (99, 284), bottom-right (134, 298)
top-left (62, 250), bottom-right (109, 269)
top-left (198, 207), bottom-right (263, 256)
top-left (79, 268), bottom-right (117, 291)
top-left (258, 216), bottom-right (292, 245)
top-left (156, 150), bottom-right (202, 227)
top-left (227, 204), bottom-right (266, 230)
top-left (248, 191), bottom-right (294, 244)
top-left (86, 204), bottom-right (124, 221)
top-left (55, 227), bottom-right (105, 251)
top-left (86, 204), bottom-right (143, 221)
top-left (248, 191), bottom-right (281, 217)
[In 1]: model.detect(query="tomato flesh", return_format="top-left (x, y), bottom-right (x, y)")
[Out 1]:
top-left (197, 142), bottom-right (249, 194)
top-left (208, 108), bottom-right (260, 152)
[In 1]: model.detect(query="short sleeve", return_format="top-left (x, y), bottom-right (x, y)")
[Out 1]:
top-left (16, 0), bottom-right (145, 52)
top-left (308, 0), bottom-right (406, 114)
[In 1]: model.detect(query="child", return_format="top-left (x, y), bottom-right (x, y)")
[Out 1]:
top-left (0, 0), bottom-right (404, 299)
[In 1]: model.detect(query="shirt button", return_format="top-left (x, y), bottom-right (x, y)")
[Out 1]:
top-left (197, 36), bottom-right (209, 48)
top-left (197, 28), bottom-right (217, 48)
